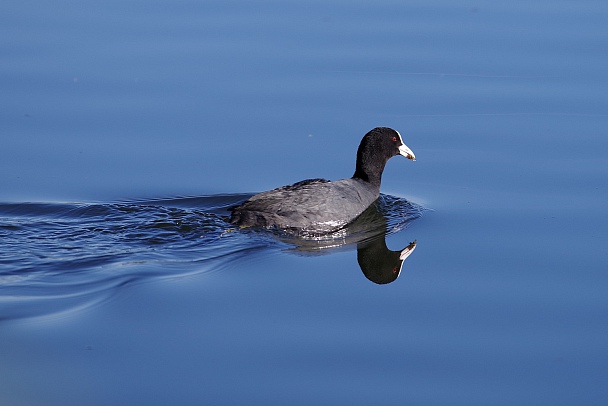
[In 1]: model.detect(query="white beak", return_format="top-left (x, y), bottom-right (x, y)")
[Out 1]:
top-left (395, 130), bottom-right (416, 161)
top-left (399, 241), bottom-right (417, 260)
top-left (398, 143), bottom-right (416, 161)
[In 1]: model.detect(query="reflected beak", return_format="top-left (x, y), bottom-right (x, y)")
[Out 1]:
top-left (399, 241), bottom-right (417, 260)
top-left (398, 143), bottom-right (416, 161)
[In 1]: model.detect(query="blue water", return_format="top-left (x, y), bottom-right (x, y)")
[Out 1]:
top-left (2, 0), bottom-right (608, 405)
top-left (0, 194), bottom-right (422, 320)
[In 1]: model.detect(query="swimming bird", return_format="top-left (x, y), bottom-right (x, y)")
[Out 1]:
top-left (229, 127), bottom-right (415, 235)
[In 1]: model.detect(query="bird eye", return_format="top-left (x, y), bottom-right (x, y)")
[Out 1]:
top-left (392, 136), bottom-right (397, 142)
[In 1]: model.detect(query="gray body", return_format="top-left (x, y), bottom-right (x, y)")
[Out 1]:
top-left (230, 178), bottom-right (379, 234)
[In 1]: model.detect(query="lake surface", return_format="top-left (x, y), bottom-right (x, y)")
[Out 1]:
top-left (1, 0), bottom-right (607, 405)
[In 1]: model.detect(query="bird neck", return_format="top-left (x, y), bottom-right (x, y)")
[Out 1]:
top-left (352, 163), bottom-right (384, 189)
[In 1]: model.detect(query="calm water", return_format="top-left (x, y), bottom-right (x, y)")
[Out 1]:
top-left (2, 0), bottom-right (607, 405)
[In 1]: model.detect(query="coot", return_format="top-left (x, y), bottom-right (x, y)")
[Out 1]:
top-left (229, 127), bottom-right (415, 234)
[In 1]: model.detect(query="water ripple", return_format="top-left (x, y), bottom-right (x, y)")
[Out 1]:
top-left (0, 194), bottom-right (424, 321)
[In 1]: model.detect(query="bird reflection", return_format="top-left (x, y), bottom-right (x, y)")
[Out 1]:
top-left (358, 238), bottom-right (416, 284)
top-left (275, 199), bottom-right (419, 285)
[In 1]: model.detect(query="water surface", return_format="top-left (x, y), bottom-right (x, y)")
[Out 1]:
top-left (0, 194), bottom-right (422, 321)
top-left (1, 0), bottom-right (607, 405)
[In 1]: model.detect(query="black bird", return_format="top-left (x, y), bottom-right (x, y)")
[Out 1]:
top-left (229, 127), bottom-right (415, 235)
